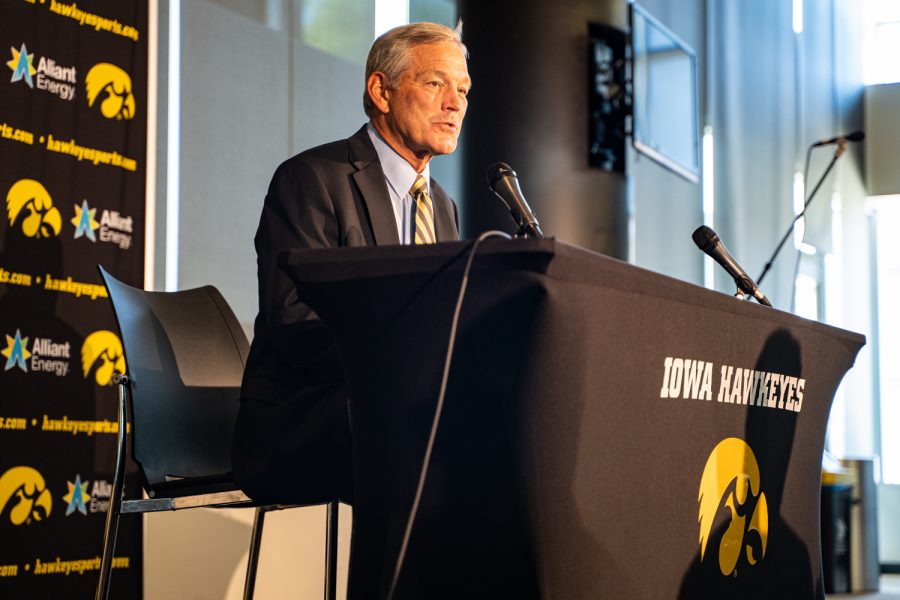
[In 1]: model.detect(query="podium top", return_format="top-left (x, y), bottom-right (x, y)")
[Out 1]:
top-left (279, 237), bottom-right (865, 352)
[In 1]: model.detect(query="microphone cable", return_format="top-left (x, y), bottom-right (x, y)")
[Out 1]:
top-left (385, 229), bottom-right (513, 600)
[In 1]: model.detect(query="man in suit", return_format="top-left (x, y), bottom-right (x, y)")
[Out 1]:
top-left (232, 22), bottom-right (470, 504)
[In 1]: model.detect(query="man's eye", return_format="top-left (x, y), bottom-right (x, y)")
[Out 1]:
top-left (458, 88), bottom-right (469, 97)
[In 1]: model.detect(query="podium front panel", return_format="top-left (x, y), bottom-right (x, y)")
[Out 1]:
top-left (281, 239), bottom-right (864, 600)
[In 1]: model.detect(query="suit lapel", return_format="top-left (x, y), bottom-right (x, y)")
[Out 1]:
top-left (348, 125), bottom-right (460, 245)
top-left (430, 179), bottom-right (459, 242)
top-left (348, 126), bottom-right (400, 246)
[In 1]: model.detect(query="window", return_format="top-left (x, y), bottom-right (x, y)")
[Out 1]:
top-left (864, 0), bottom-right (900, 84)
top-left (872, 197), bottom-right (900, 483)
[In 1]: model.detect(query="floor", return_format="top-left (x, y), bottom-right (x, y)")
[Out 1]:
top-left (827, 575), bottom-right (900, 599)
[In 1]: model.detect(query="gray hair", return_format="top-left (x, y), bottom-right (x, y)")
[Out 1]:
top-left (363, 21), bottom-right (467, 118)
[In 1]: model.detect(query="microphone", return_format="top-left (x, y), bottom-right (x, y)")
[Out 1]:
top-left (692, 225), bottom-right (772, 307)
top-left (486, 162), bottom-right (544, 238)
top-left (811, 130), bottom-right (865, 147)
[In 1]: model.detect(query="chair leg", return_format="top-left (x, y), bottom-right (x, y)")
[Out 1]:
top-left (325, 501), bottom-right (339, 600)
top-left (243, 506), bottom-right (268, 600)
top-left (95, 376), bottom-right (129, 600)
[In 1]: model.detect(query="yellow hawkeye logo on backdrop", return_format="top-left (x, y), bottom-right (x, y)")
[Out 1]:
top-left (6, 179), bottom-right (62, 238)
top-left (85, 63), bottom-right (135, 120)
top-left (0, 466), bottom-right (52, 526)
top-left (81, 330), bottom-right (125, 386)
top-left (698, 437), bottom-right (769, 577)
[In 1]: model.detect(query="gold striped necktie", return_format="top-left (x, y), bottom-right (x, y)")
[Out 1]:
top-left (411, 175), bottom-right (436, 245)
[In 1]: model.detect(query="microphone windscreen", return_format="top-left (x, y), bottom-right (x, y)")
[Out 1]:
top-left (692, 225), bottom-right (719, 253)
top-left (487, 162), bottom-right (515, 188)
top-left (847, 131), bottom-right (865, 142)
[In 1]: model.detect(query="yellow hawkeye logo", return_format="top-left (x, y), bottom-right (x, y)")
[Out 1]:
top-left (0, 466), bottom-right (52, 525)
top-left (6, 179), bottom-right (62, 238)
top-left (698, 437), bottom-right (769, 576)
top-left (85, 63), bottom-right (135, 120)
top-left (81, 330), bottom-right (125, 386)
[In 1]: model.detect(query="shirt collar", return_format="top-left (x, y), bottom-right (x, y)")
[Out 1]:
top-left (367, 123), bottom-right (430, 197)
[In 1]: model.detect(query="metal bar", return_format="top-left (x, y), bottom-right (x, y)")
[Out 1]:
top-left (325, 501), bottom-right (339, 600)
top-left (243, 507), bottom-right (268, 600)
top-left (95, 375), bottom-right (129, 600)
top-left (120, 490), bottom-right (252, 513)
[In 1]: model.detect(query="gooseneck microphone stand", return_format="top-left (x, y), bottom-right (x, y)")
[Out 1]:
top-left (756, 140), bottom-right (849, 288)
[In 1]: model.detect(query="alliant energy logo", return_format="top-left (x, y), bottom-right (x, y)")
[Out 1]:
top-left (71, 199), bottom-right (99, 241)
top-left (0, 466), bottom-right (52, 526)
top-left (89, 479), bottom-right (112, 513)
top-left (2, 329), bottom-right (30, 372)
top-left (698, 438), bottom-right (769, 577)
top-left (62, 474), bottom-right (112, 516)
top-left (98, 208), bottom-right (133, 249)
top-left (71, 199), bottom-right (133, 249)
top-left (6, 43), bottom-right (35, 87)
top-left (6, 43), bottom-right (76, 100)
top-left (30, 335), bottom-right (71, 377)
top-left (2, 329), bottom-right (71, 376)
top-left (62, 474), bottom-right (90, 516)
top-left (85, 63), bottom-right (135, 120)
top-left (6, 178), bottom-right (62, 238)
top-left (81, 330), bottom-right (125, 386)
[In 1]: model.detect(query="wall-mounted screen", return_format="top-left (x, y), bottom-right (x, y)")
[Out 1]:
top-left (588, 23), bottom-right (629, 173)
top-left (630, 3), bottom-right (700, 182)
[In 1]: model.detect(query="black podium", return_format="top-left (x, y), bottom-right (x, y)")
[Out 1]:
top-left (280, 239), bottom-right (865, 600)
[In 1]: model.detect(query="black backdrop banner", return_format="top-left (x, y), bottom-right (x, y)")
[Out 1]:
top-left (0, 1), bottom-right (147, 597)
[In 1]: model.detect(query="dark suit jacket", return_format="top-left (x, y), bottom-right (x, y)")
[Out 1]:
top-left (232, 125), bottom-right (460, 504)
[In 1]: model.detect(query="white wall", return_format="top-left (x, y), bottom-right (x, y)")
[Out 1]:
top-left (177, 0), bottom-right (367, 325)
top-left (144, 504), bottom-right (352, 600)
top-left (145, 1), bottom-right (368, 597)
top-left (864, 81), bottom-right (900, 565)
top-left (866, 83), bottom-right (900, 197)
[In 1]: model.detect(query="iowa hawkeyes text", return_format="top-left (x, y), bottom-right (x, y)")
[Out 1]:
top-left (659, 357), bottom-right (805, 413)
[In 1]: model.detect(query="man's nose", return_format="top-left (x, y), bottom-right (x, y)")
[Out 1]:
top-left (443, 89), bottom-right (465, 112)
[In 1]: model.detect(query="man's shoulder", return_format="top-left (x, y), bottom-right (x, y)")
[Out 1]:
top-left (275, 125), bottom-right (372, 175)
top-left (295, 136), bottom-right (353, 162)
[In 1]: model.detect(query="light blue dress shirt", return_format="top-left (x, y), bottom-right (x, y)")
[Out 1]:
top-left (367, 123), bottom-right (430, 245)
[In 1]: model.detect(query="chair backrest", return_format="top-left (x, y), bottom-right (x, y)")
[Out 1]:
top-left (98, 266), bottom-right (250, 493)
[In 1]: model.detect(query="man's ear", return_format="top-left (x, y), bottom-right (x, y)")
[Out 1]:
top-left (366, 72), bottom-right (391, 114)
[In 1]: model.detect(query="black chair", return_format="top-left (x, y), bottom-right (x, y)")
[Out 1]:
top-left (95, 266), bottom-right (340, 600)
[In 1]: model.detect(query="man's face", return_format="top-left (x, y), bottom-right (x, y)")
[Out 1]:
top-left (377, 42), bottom-right (470, 167)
